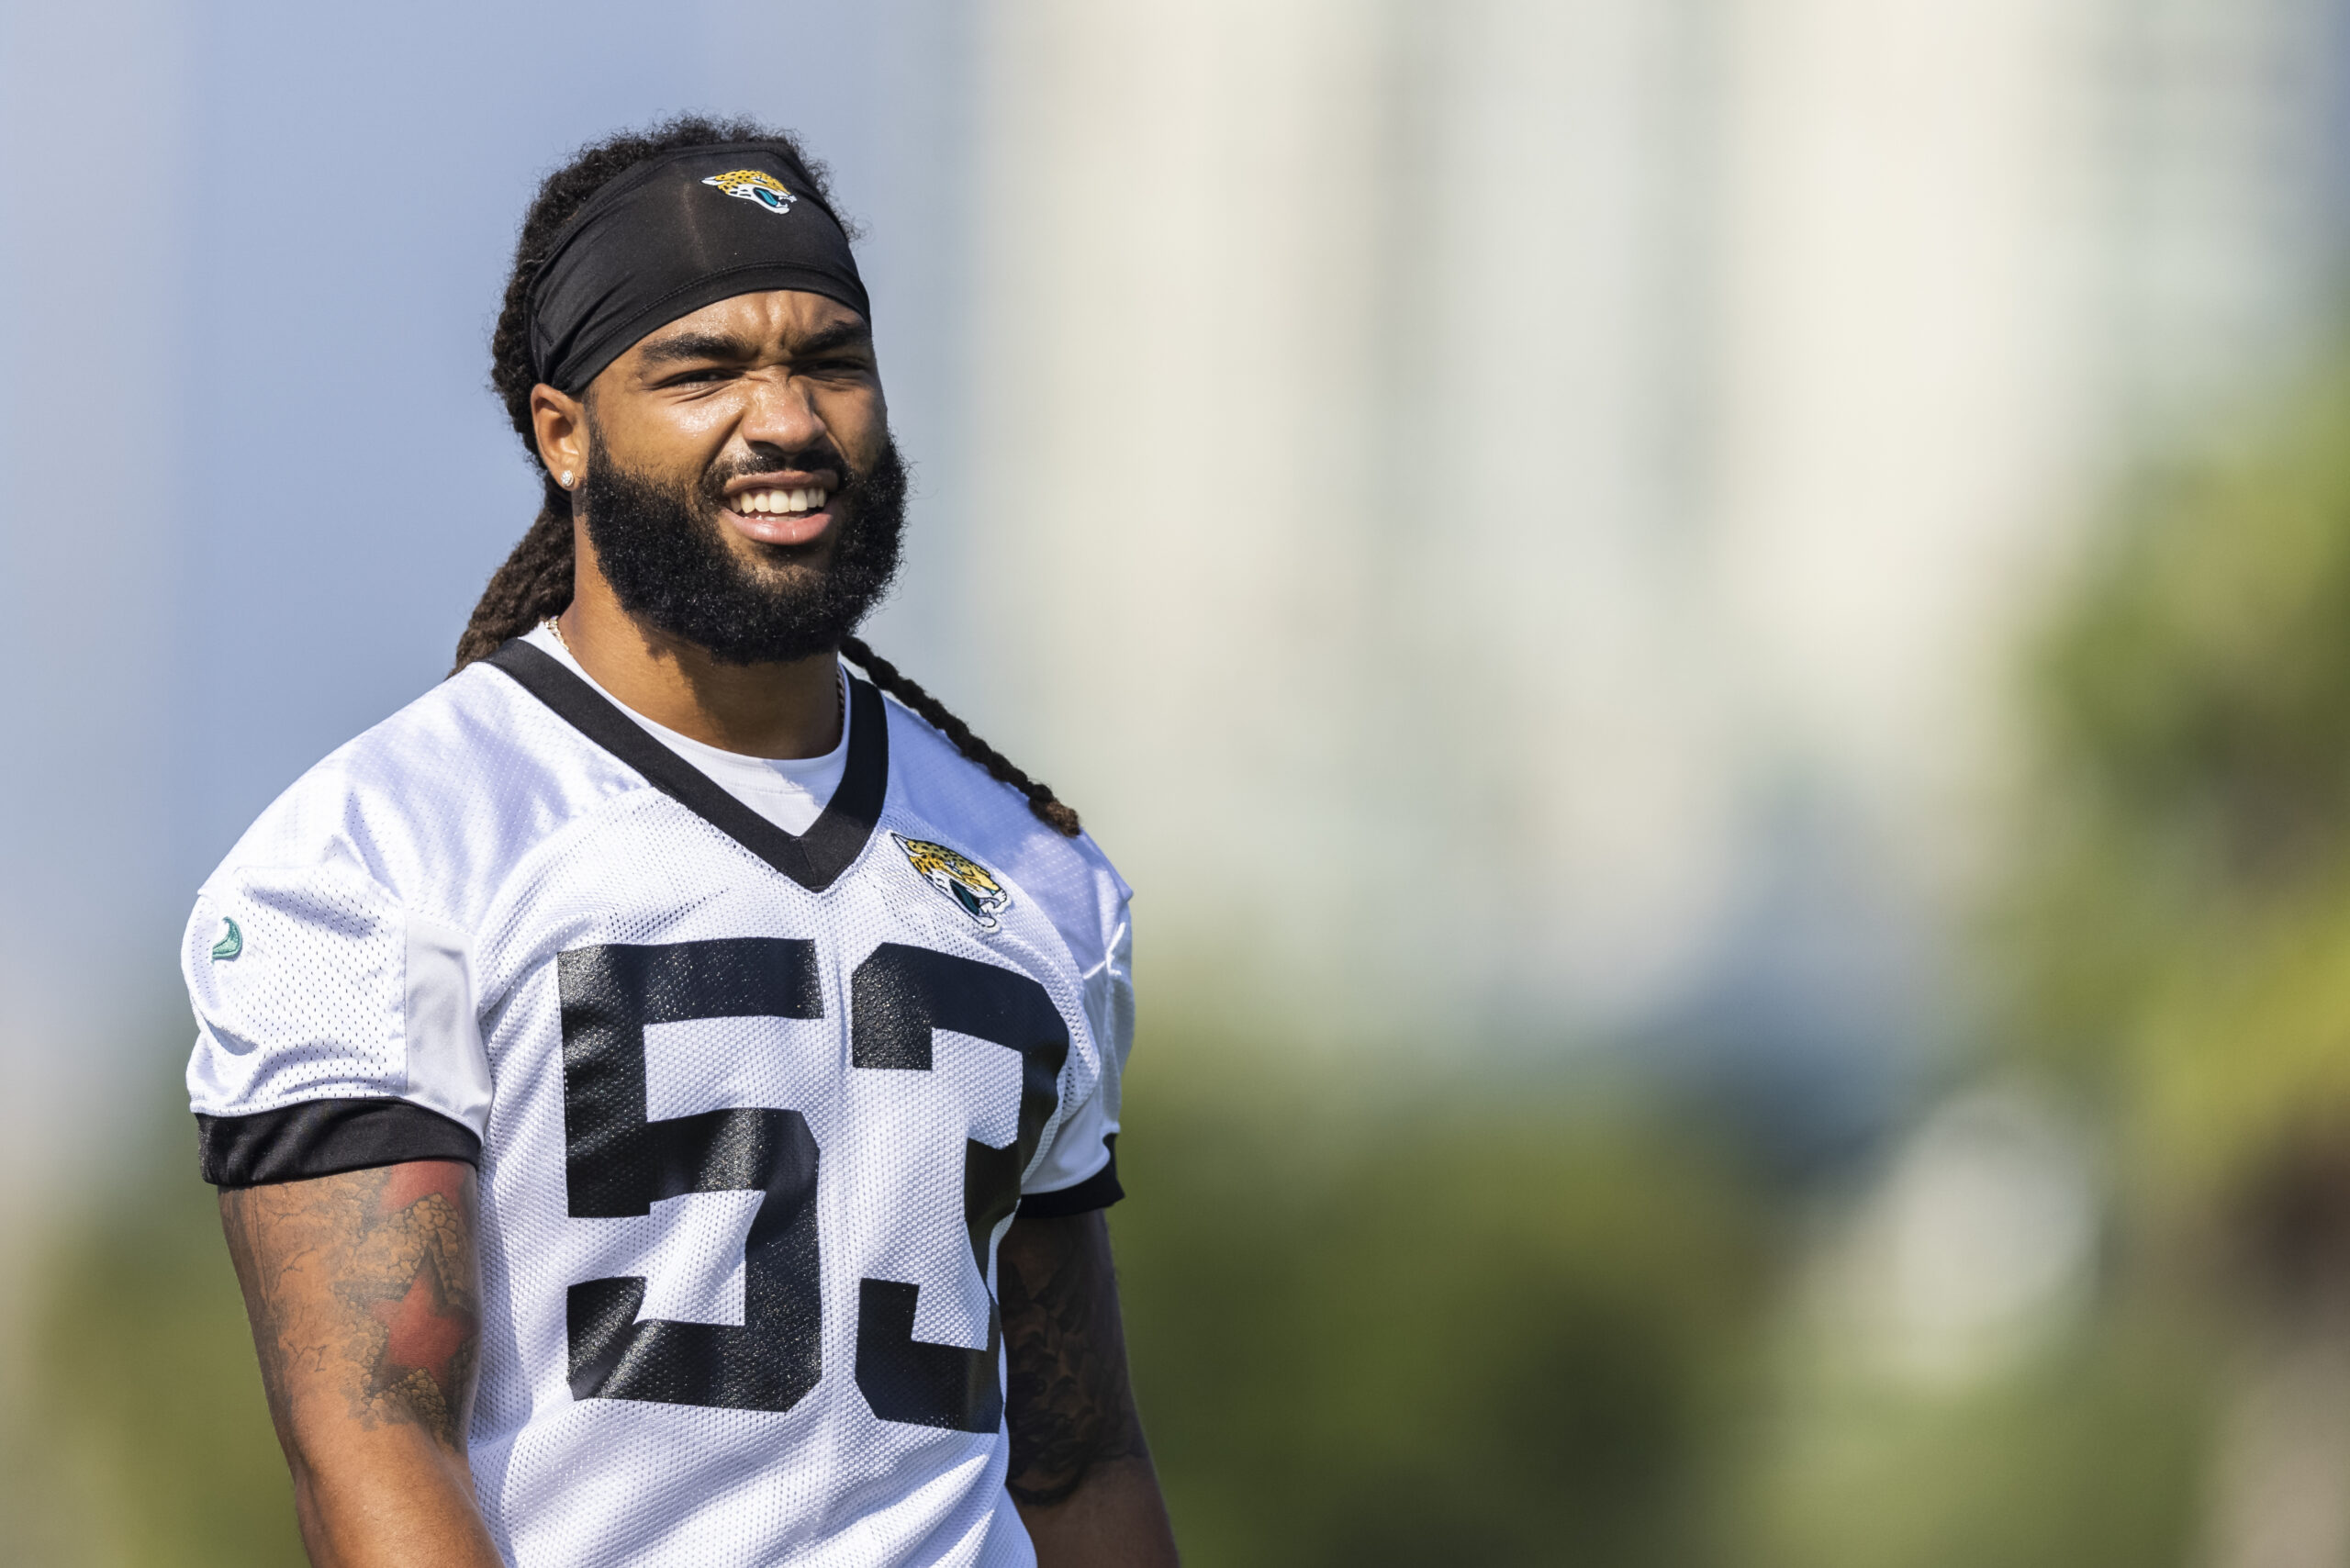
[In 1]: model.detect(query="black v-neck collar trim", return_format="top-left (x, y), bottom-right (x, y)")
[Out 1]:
top-left (485, 638), bottom-right (887, 892)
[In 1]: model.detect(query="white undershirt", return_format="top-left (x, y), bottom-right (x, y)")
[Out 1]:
top-left (522, 622), bottom-right (848, 836)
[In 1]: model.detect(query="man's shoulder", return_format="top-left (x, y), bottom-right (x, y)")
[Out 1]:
top-left (877, 690), bottom-right (1130, 946)
top-left (202, 658), bottom-right (630, 921)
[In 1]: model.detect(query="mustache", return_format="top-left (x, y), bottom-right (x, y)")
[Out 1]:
top-left (699, 439), bottom-right (865, 503)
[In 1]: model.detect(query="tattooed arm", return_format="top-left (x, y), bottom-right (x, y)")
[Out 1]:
top-left (998, 1210), bottom-right (1180, 1565)
top-left (218, 1161), bottom-right (505, 1568)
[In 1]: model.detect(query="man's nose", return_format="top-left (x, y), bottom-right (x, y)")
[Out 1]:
top-left (738, 371), bottom-right (826, 451)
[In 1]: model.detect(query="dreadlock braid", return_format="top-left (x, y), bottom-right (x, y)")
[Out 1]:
top-left (450, 117), bottom-right (1085, 840)
top-left (452, 498), bottom-right (573, 673)
top-left (842, 638), bottom-right (1082, 838)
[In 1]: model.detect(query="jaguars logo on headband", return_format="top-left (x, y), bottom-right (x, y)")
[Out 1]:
top-left (701, 169), bottom-right (797, 215)
top-left (891, 832), bottom-right (1012, 933)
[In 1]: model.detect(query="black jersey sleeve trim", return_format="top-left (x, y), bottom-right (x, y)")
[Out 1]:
top-left (1019, 1137), bottom-right (1124, 1218)
top-left (483, 638), bottom-right (888, 893)
top-left (197, 1098), bottom-right (483, 1188)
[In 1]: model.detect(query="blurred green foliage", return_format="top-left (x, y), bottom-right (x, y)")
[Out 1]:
top-left (2009, 361), bottom-right (2350, 1203)
top-left (27, 1114), bottom-right (305, 1568)
top-left (1743, 1314), bottom-right (2213, 1568)
top-left (1113, 1047), bottom-right (1768, 1567)
top-left (1972, 342), bottom-right (2350, 1568)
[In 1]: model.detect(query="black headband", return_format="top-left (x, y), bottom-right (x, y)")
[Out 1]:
top-left (527, 142), bottom-right (869, 396)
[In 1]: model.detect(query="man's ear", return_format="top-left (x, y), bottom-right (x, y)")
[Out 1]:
top-left (530, 384), bottom-right (589, 498)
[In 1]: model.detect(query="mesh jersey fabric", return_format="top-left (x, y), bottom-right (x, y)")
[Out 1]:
top-left (181, 650), bottom-right (1134, 1568)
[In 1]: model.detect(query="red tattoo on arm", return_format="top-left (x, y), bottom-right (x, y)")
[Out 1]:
top-left (221, 1159), bottom-right (484, 1450)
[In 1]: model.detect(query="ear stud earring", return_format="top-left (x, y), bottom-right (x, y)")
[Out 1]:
top-left (560, 470), bottom-right (575, 488)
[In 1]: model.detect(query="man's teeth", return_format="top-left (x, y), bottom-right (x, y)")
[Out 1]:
top-left (733, 487), bottom-right (830, 516)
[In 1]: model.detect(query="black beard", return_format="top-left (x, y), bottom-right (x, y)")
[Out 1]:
top-left (579, 430), bottom-right (907, 666)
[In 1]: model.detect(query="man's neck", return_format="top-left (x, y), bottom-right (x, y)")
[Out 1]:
top-left (555, 570), bottom-right (843, 762)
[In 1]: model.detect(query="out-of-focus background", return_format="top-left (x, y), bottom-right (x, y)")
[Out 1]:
top-left (6, 0), bottom-right (2350, 1562)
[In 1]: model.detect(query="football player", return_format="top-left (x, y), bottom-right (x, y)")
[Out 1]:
top-left (184, 117), bottom-right (1179, 1566)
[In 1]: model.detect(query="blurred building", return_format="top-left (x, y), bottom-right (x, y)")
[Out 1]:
top-left (918, 0), bottom-right (2350, 1093)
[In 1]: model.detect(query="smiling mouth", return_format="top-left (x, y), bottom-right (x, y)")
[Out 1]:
top-left (726, 484), bottom-right (832, 519)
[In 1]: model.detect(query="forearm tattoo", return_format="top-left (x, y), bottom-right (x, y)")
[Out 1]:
top-left (998, 1211), bottom-right (1149, 1506)
top-left (220, 1162), bottom-right (482, 1452)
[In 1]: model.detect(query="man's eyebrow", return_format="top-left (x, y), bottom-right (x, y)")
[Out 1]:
top-left (788, 321), bottom-right (875, 358)
top-left (634, 320), bottom-right (875, 370)
top-left (635, 330), bottom-right (757, 367)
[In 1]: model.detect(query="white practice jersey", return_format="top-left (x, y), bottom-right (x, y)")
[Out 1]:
top-left (181, 635), bottom-right (1133, 1568)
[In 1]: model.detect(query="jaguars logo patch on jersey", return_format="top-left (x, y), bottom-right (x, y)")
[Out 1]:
top-left (701, 169), bottom-right (797, 214)
top-left (890, 832), bottom-right (1012, 933)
